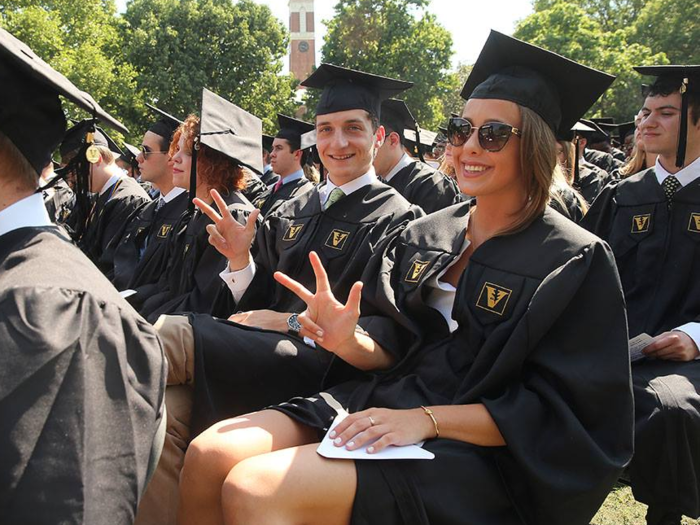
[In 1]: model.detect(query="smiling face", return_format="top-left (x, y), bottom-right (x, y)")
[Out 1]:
top-left (640, 92), bottom-right (683, 159)
top-left (452, 98), bottom-right (525, 202)
top-left (315, 109), bottom-right (385, 185)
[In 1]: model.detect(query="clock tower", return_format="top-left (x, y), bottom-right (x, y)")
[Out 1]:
top-left (289, 0), bottom-right (315, 83)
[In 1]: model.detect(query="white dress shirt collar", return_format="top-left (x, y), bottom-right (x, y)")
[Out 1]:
top-left (383, 152), bottom-right (414, 183)
top-left (319, 168), bottom-right (377, 206)
top-left (160, 186), bottom-right (186, 204)
top-left (281, 169), bottom-right (304, 186)
top-left (655, 155), bottom-right (700, 188)
top-left (99, 173), bottom-right (124, 196)
top-left (0, 192), bottom-right (52, 237)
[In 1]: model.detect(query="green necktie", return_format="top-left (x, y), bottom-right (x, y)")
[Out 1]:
top-left (323, 187), bottom-right (346, 211)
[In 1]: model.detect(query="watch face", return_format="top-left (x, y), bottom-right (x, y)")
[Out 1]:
top-left (298, 41), bottom-right (309, 53)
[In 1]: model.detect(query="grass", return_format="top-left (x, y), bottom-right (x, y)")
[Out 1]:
top-left (592, 484), bottom-right (700, 525)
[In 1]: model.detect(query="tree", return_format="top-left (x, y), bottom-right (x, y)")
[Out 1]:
top-left (305, 0), bottom-right (454, 130)
top-left (532, 0), bottom-right (647, 31)
top-left (514, 2), bottom-right (668, 122)
top-left (122, 0), bottom-right (298, 134)
top-left (0, 0), bottom-right (143, 140)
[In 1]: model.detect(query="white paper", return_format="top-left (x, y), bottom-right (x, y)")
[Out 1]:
top-left (316, 413), bottom-right (435, 461)
top-left (629, 333), bottom-right (654, 362)
top-left (119, 289), bottom-right (137, 299)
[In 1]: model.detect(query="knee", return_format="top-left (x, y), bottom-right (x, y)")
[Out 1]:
top-left (221, 458), bottom-right (278, 525)
top-left (180, 430), bottom-right (230, 491)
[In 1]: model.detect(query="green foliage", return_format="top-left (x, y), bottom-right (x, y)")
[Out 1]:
top-left (122, 0), bottom-right (298, 134)
top-left (514, 2), bottom-right (668, 121)
top-left (532, 0), bottom-right (647, 30)
top-left (305, 0), bottom-right (454, 130)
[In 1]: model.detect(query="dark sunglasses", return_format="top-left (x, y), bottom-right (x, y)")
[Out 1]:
top-left (447, 117), bottom-right (522, 152)
top-left (140, 145), bottom-right (169, 159)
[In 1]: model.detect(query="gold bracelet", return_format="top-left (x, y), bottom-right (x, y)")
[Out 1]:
top-left (420, 406), bottom-right (439, 438)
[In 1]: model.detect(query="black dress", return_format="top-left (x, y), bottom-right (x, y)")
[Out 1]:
top-left (582, 167), bottom-right (700, 517)
top-left (0, 226), bottom-right (166, 524)
top-left (384, 159), bottom-right (463, 214)
top-left (274, 204), bottom-right (634, 525)
top-left (188, 180), bottom-right (423, 435)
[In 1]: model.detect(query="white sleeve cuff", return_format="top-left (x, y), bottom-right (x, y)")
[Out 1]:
top-left (674, 322), bottom-right (700, 360)
top-left (219, 257), bottom-right (256, 303)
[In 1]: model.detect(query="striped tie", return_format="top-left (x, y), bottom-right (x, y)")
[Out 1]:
top-left (323, 187), bottom-right (346, 211)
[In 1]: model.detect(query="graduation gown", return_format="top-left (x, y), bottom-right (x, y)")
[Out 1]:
top-left (582, 167), bottom-right (700, 516)
top-left (385, 160), bottom-right (463, 214)
top-left (78, 176), bottom-right (151, 278)
top-left (110, 190), bottom-right (189, 293)
top-left (0, 226), bottom-right (166, 524)
top-left (139, 191), bottom-right (256, 323)
top-left (42, 178), bottom-right (74, 224)
top-left (257, 176), bottom-right (315, 217)
top-left (550, 185), bottom-right (586, 223)
top-left (274, 204), bottom-right (634, 525)
top-left (261, 168), bottom-right (280, 187)
top-left (584, 149), bottom-right (622, 179)
top-left (189, 181), bottom-right (423, 434)
top-left (242, 174), bottom-right (271, 208)
top-left (575, 163), bottom-right (606, 205)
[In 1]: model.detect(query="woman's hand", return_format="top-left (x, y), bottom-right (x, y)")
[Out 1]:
top-left (274, 251), bottom-right (362, 353)
top-left (329, 408), bottom-right (437, 454)
top-left (194, 188), bottom-right (259, 270)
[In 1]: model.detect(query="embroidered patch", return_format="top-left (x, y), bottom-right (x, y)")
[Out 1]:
top-left (256, 199), bottom-right (266, 210)
top-left (405, 260), bottom-right (430, 283)
top-left (476, 282), bottom-right (513, 316)
top-left (631, 214), bottom-right (651, 233)
top-left (157, 224), bottom-right (173, 238)
top-left (325, 229), bottom-right (350, 250)
top-left (688, 213), bottom-right (700, 233)
top-left (283, 223), bottom-right (304, 241)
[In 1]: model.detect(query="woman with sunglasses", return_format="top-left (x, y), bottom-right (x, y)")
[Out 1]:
top-left (178, 32), bottom-right (633, 525)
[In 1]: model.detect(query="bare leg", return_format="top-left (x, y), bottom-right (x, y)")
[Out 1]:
top-left (223, 444), bottom-right (356, 525)
top-left (177, 409), bottom-right (317, 525)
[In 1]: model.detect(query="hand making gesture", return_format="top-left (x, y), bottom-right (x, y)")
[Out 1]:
top-left (194, 188), bottom-right (260, 270)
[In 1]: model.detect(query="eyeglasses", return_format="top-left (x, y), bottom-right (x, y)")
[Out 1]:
top-left (140, 145), bottom-right (169, 159)
top-left (446, 117), bottom-right (522, 152)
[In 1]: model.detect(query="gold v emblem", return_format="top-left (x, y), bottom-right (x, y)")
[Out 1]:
top-left (631, 214), bottom-right (651, 233)
top-left (158, 224), bottom-right (172, 238)
top-left (283, 223), bottom-right (304, 241)
top-left (405, 260), bottom-right (430, 283)
top-left (325, 229), bottom-right (350, 250)
top-left (476, 282), bottom-right (513, 316)
top-left (689, 213), bottom-right (700, 233)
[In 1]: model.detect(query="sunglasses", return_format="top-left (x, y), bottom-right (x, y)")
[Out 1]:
top-left (447, 117), bottom-right (522, 152)
top-left (140, 145), bottom-right (169, 159)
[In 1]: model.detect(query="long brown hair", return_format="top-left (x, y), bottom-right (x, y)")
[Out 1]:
top-left (618, 142), bottom-right (647, 178)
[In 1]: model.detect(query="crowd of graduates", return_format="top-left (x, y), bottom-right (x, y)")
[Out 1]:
top-left (1, 22), bottom-right (699, 525)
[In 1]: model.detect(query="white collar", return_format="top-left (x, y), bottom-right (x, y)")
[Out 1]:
top-left (99, 173), bottom-right (124, 196)
top-left (319, 168), bottom-right (377, 206)
top-left (0, 192), bottom-right (52, 237)
top-left (383, 153), bottom-right (414, 182)
top-left (280, 169), bottom-right (304, 185)
top-left (160, 186), bottom-right (186, 204)
top-left (655, 155), bottom-right (700, 187)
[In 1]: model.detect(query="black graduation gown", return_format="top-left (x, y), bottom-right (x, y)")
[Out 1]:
top-left (110, 190), bottom-right (189, 293)
top-left (584, 149), bottom-right (622, 178)
top-left (384, 160), bottom-right (463, 214)
top-left (139, 191), bottom-right (256, 323)
top-left (550, 185), bottom-right (585, 223)
top-left (189, 181), bottom-right (423, 434)
top-left (582, 167), bottom-right (700, 516)
top-left (0, 226), bottom-right (166, 525)
top-left (575, 163), bottom-right (606, 205)
top-left (274, 204), bottom-right (634, 525)
top-left (78, 176), bottom-right (151, 278)
top-left (257, 176), bottom-right (315, 217)
top-left (261, 168), bottom-right (280, 187)
top-left (242, 174), bottom-right (271, 208)
top-left (42, 178), bottom-right (74, 224)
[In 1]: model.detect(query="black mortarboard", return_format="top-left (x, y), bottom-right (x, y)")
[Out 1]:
top-left (300, 130), bottom-right (317, 151)
top-left (404, 129), bottom-right (436, 160)
top-left (146, 103), bottom-right (182, 142)
top-left (461, 30), bottom-right (615, 136)
top-left (579, 119), bottom-right (610, 143)
top-left (635, 65), bottom-right (700, 168)
top-left (591, 117), bottom-right (615, 125)
top-left (120, 143), bottom-right (140, 169)
top-left (275, 114), bottom-right (315, 147)
top-left (301, 63), bottom-right (413, 117)
top-left (186, 88), bottom-right (262, 212)
top-left (60, 120), bottom-right (109, 159)
top-left (0, 27), bottom-right (126, 175)
top-left (380, 99), bottom-right (428, 161)
top-left (616, 121), bottom-right (636, 141)
top-left (262, 134), bottom-right (275, 152)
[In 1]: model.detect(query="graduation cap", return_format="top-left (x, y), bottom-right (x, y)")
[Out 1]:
top-left (616, 121), bottom-right (636, 142)
top-left (635, 65), bottom-right (700, 168)
top-left (380, 99), bottom-right (428, 162)
top-left (404, 129), bottom-right (437, 161)
top-left (120, 143), bottom-right (140, 170)
top-left (564, 121), bottom-right (597, 185)
top-left (579, 119), bottom-right (610, 143)
top-left (262, 134), bottom-right (275, 153)
top-left (590, 117), bottom-right (615, 125)
top-left (0, 27), bottom-right (126, 176)
top-left (145, 103), bottom-right (183, 143)
top-left (301, 63), bottom-right (413, 117)
top-left (300, 129), bottom-right (323, 179)
top-left (460, 30), bottom-right (615, 136)
top-left (186, 88), bottom-right (263, 212)
top-left (275, 114), bottom-right (315, 149)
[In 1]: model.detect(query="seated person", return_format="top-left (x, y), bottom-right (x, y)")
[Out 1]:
top-left (583, 64), bottom-right (700, 525)
top-left (177, 31), bottom-right (634, 525)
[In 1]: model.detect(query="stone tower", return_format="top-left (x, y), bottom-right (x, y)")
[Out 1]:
top-left (289, 0), bottom-right (316, 82)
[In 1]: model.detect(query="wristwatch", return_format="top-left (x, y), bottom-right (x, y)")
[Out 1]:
top-left (287, 313), bottom-right (302, 336)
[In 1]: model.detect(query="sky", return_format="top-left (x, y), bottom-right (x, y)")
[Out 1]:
top-left (115, 0), bottom-right (534, 70)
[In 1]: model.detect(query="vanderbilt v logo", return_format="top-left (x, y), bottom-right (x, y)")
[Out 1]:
top-left (405, 260), bottom-right (430, 283)
top-left (631, 214), bottom-right (651, 233)
top-left (325, 229), bottom-right (350, 250)
top-left (157, 224), bottom-right (173, 238)
top-left (283, 223), bottom-right (304, 241)
top-left (689, 213), bottom-right (700, 233)
top-left (476, 282), bottom-right (513, 316)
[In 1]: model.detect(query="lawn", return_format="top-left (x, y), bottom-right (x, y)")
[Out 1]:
top-left (593, 484), bottom-right (700, 525)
